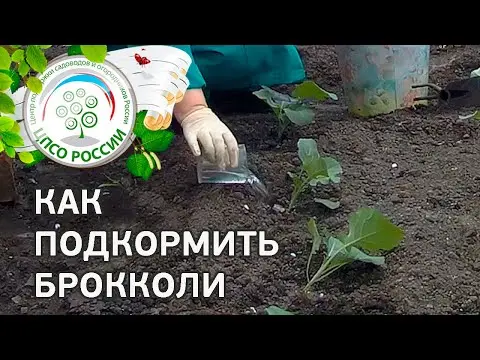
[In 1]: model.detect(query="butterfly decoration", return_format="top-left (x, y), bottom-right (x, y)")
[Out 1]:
top-left (134, 53), bottom-right (151, 67)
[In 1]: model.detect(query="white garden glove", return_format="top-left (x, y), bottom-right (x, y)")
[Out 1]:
top-left (180, 107), bottom-right (239, 169)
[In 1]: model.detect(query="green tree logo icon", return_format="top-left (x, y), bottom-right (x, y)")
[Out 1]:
top-left (57, 89), bottom-right (99, 139)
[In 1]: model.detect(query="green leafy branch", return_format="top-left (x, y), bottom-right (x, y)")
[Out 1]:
top-left (288, 138), bottom-right (342, 211)
top-left (0, 117), bottom-right (37, 164)
top-left (0, 45), bottom-right (53, 166)
top-left (0, 45), bottom-right (108, 167)
top-left (304, 208), bottom-right (404, 292)
top-left (253, 80), bottom-right (337, 140)
top-left (126, 111), bottom-right (175, 180)
top-left (66, 45), bottom-right (108, 62)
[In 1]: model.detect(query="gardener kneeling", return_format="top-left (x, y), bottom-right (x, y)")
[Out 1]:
top-left (108, 45), bottom-right (306, 169)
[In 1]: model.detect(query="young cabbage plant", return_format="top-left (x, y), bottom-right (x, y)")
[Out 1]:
top-left (252, 80), bottom-right (337, 140)
top-left (288, 138), bottom-right (342, 211)
top-left (304, 208), bottom-right (404, 292)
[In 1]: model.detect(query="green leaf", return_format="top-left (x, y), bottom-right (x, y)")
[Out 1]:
top-left (307, 218), bottom-right (323, 254)
top-left (265, 306), bottom-right (294, 315)
top-left (1, 131), bottom-right (24, 147)
top-left (325, 236), bottom-right (352, 268)
top-left (25, 45), bottom-right (47, 73)
top-left (80, 45), bottom-right (107, 63)
top-left (10, 71), bottom-right (20, 93)
top-left (0, 116), bottom-right (14, 132)
top-left (284, 105), bottom-right (315, 126)
top-left (252, 86), bottom-right (298, 109)
top-left (292, 80), bottom-right (338, 101)
top-left (134, 110), bottom-right (148, 138)
top-left (134, 112), bottom-right (175, 154)
top-left (306, 218), bottom-right (324, 280)
top-left (0, 72), bottom-right (13, 91)
top-left (1, 69), bottom-right (21, 93)
top-left (314, 198), bottom-right (340, 209)
top-left (0, 47), bottom-right (11, 70)
top-left (297, 139), bottom-right (328, 184)
top-left (4, 145), bottom-right (15, 158)
top-left (298, 138), bottom-right (320, 163)
top-left (24, 150), bottom-right (45, 168)
top-left (10, 120), bottom-right (20, 133)
top-left (10, 46), bottom-right (21, 49)
top-left (341, 208), bottom-right (404, 252)
top-left (38, 45), bottom-right (52, 49)
top-left (0, 141), bottom-right (3, 152)
top-left (126, 153), bottom-right (153, 180)
top-left (18, 61), bottom-right (30, 77)
top-left (26, 76), bottom-right (42, 94)
top-left (347, 246), bottom-right (385, 266)
top-left (324, 236), bottom-right (386, 269)
top-left (141, 129), bottom-right (175, 153)
top-left (297, 139), bottom-right (341, 186)
top-left (324, 157), bottom-right (342, 183)
top-left (11, 49), bottom-right (24, 63)
top-left (306, 158), bottom-right (330, 186)
top-left (0, 92), bottom-right (15, 114)
top-left (0, 69), bottom-right (21, 93)
top-left (18, 151), bottom-right (34, 164)
top-left (68, 45), bottom-right (83, 56)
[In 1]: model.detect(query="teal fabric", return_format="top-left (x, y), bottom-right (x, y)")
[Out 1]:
top-left (107, 45), bottom-right (306, 91)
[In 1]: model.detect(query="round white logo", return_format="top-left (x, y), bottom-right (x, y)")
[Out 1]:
top-left (23, 55), bottom-right (137, 168)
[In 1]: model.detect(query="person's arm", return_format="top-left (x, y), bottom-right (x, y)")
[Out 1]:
top-left (173, 88), bottom-right (208, 122)
top-left (173, 88), bottom-right (238, 169)
top-left (167, 46), bottom-right (238, 168)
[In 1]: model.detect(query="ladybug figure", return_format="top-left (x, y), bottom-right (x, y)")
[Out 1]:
top-left (134, 53), bottom-right (151, 67)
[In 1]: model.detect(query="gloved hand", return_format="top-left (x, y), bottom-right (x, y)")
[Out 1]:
top-left (179, 106), bottom-right (239, 169)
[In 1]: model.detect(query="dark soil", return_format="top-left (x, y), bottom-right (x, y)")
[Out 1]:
top-left (0, 154), bottom-right (15, 204)
top-left (2, 45), bottom-right (480, 315)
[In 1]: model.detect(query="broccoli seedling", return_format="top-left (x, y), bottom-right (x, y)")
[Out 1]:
top-left (288, 138), bottom-right (342, 211)
top-left (304, 208), bottom-right (404, 292)
top-left (252, 80), bottom-right (337, 140)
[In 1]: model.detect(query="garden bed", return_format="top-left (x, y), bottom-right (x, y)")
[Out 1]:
top-left (1, 45), bottom-right (480, 314)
